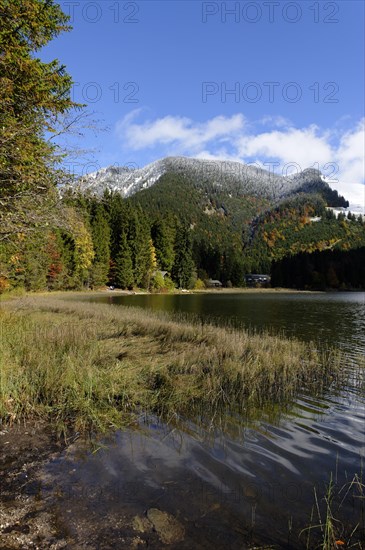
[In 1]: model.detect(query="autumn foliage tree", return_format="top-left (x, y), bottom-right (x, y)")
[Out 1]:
top-left (0, 0), bottom-right (80, 239)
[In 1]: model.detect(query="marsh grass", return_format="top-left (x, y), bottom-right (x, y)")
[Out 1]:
top-left (0, 295), bottom-right (345, 435)
top-left (300, 469), bottom-right (365, 549)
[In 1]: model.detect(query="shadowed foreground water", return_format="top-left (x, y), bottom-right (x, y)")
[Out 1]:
top-left (40, 292), bottom-right (364, 547)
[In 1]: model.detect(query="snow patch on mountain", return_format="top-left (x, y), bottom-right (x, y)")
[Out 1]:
top-left (75, 156), bottom-right (333, 201)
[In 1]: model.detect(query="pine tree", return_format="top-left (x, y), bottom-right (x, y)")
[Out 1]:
top-left (172, 224), bottom-right (194, 288)
top-left (128, 206), bottom-right (152, 287)
top-left (58, 230), bottom-right (78, 289)
top-left (19, 230), bottom-right (50, 291)
top-left (90, 203), bottom-right (111, 288)
top-left (115, 232), bottom-right (134, 289)
top-left (0, 0), bottom-right (80, 240)
top-left (151, 218), bottom-right (175, 271)
top-left (107, 192), bottom-right (128, 259)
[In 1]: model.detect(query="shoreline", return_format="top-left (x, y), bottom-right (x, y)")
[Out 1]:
top-left (0, 294), bottom-right (356, 549)
top-left (1, 293), bottom-right (342, 434)
top-left (0, 287), bottom-right (327, 304)
top-left (3, 285), bottom-right (363, 305)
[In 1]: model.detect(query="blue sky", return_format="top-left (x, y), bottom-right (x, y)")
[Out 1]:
top-left (42, 0), bottom-right (365, 206)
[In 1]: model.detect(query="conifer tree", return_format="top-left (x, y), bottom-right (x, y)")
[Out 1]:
top-left (128, 206), bottom-right (152, 287)
top-left (0, 0), bottom-right (80, 239)
top-left (107, 192), bottom-right (128, 259)
top-left (151, 218), bottom-right (175, 271)
top-left (115, 232), bottom-right (134, 289)
top-left (172, 224), bottom-right (194, 288)
top-left (90, 203), bottom-right (111, 288)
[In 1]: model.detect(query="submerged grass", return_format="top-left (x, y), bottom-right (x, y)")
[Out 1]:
top-left (300, 469), bottom-right (365, 549)
top-left (0, 294), bottom-right (345, 436)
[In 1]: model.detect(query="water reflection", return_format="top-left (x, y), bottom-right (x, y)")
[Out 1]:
top-left (43, 390), bottom-right (365, 548)
top-left (51, 291), bottom-right (365, 547)
top-left (87, 291), bottom-right (365, 358)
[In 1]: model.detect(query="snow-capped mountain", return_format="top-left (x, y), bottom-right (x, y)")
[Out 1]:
top-left (75, 156), bottom-right (341, 203)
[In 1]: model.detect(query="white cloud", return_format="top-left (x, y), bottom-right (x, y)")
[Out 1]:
top-left (116, 111), bottom-right (246, 153)
top-left (115, 112), bottom-right (365, 207)
top-left (336, 119), bottom-right (365, 185)
top-left (334, 182), bottom-right (364, 211)
top-left (194, 149), bottom-right (244, 163)
top-left (237, 125), bottom-right (333, 170)
top-left (258, 115), bottom-right (292, 129)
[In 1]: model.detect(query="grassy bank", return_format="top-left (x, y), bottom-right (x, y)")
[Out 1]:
top-left (0, 294), bottom-right (343, 435)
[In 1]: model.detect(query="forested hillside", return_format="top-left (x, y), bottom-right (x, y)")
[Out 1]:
top-left (1, 1), bottom-right (364, 294)
top-left (129, 173), bottom-right (270, 285)
top-left (1, 171), bottom-right (364, 293)
top-left (0, 0), bottom-right (84, 292)
top-left (243, 194), bottom-right (365, 273)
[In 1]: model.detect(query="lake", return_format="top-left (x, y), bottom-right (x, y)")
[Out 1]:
top-left (41, 291), bottom-right (365, 548)
top-left (92, 291), bottom-right (365, 358)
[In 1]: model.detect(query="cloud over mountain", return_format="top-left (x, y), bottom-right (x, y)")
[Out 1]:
top-left (116, 112), bottom-right (364, 207)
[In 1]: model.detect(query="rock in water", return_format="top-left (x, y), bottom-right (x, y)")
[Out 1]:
top-left (146, 508), bottom-right (185, 545)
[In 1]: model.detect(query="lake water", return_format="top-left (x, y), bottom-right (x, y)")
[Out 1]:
top-left (41, 292), bottom-right (365, 548)
top-left (93, 291), bottom-right (365, 358)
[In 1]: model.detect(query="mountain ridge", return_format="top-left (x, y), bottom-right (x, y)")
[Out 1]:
top-left (75, 155), bottom-right (348, 207)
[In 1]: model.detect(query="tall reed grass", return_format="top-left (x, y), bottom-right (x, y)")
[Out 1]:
top-left (0, 295), bottom-right (344, 435)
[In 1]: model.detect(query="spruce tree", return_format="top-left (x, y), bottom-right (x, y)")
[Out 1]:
top-left (90, 203), bottom-right (111, 288)
top-left (172, 224), bottom-right (194, 288)
top-left (115, 232), bottom-right (134, 289)
top-left (128, 206), bottom-right (152, 287)
top-left (107, 192), bottom-right (128, 259)
top-left (0, 0), bottom-right (80, 239)
top-left (151, 218), bottom-right (175, 271)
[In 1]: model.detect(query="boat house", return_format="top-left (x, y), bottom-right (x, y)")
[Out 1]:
top-left (245, 274), bottom-right (271, 287)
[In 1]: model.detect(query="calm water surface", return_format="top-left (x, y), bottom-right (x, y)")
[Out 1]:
top-left (43, 292), bottom-right (365, 548)
top-left (94, 291), bottom-right (365, 358)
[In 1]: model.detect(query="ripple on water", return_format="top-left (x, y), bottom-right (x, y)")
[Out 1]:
top-left (50, 291), bottom-right (365, 547)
